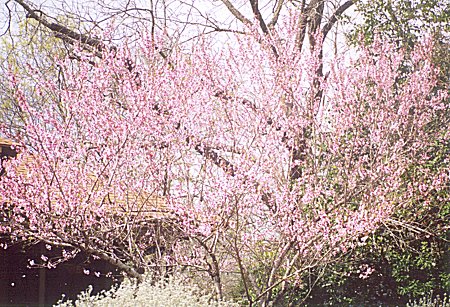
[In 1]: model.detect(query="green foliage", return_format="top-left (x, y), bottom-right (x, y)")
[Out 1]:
top-left (389, 241), bottom-right (445, 298)
top-left (325, 1), bottom-right (450, 305)
top-left (300, 176), bottom-right (448, 306)
top-left (301, 204), bottom-right (449, 306)
top-left (350, 0), bottom-right (450, 94)
top-left (351, 0), bottom-right (450, 48)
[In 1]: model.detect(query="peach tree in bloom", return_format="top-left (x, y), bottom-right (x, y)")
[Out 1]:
top-left (1, 13), bottom-right (448, 306)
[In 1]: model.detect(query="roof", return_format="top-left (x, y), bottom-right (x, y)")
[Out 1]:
top-left (0, 138), bottom-right (172, 221)
top-left (0, 137), bottom-right (19, 146)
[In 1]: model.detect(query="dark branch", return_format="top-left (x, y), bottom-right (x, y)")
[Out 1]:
top-left (295, 0), bottom-right (308, 52)
top-left (249, 0), bottom-right (269, 35)
top-left (268, 0), bottom-right (285, 28)
top-left (81, 244), bottom-right (144, 282)
top-left (220, 0), bottom-right (252, 26)
top-left (195, 144), bottom-right (236, 176)
top-left (14, 0), bottom-right (104, 51)
top-left (321, 0), bottom-right (354, 41)
top-left (214, 89), bottom-right (257, 111)
top-left (249, 0), bottom-right (279, 58)
top-left (307, 0), bottom-right (325, 48)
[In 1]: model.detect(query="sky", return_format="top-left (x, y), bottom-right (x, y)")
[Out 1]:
top-left (0, 0), bottom-right (362, 52)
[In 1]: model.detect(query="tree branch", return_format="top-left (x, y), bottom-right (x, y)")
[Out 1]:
top-left (295, 0), bottom-right (308, 52)
top-left (82, 244), bottom-right (144, 282)
top-left (321, 0), bottom-right (354, 41)
top-left (249, 0), bottom-right (269, 35)
top-left (249, 0), bottom-right (279, 58)
top-left (268, 0), bottom-right (285, 28)
top-left (220, 0), bottom-right (252, 26)
top-left (195, 144), bottom-right (236, 176)
top-left (13, 0), bottom-right (104, 52)
top-left (307, 0), bottom-right (325, 48)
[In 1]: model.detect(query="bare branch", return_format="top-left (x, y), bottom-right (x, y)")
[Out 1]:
top-left (321, 0), bottom-right (354, 41)
top-left (249, 0), bottom-right (269, 34)
top-left (13, 0), bottom-right (104, 52)
top-left (82, 244), bottom-right (144, 282)
top-left (1, 0), bottom-right (13, 37)
top-left (220, 0), bottom-right (252, 26)
top-left (307, 0), bottom-right (325, 47)
top-left (248, 0), bottom-right (279, 57)
top-left (195, 144), bottom-right (236, 176)
top-left (295, 0), bottom-right (308, 52)
top-left (268, 0), bottom-right (285, 28)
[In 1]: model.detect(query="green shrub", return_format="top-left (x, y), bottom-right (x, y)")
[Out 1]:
top-left (406, 292), bottom-right (450, 307)
top-left (54, 274), bottom-right (238, 307)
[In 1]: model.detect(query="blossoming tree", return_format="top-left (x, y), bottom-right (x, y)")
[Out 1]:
top-left (1, 9), bottom-right (448, 306)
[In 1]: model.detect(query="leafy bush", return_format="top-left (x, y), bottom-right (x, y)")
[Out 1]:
top-left (406, 292), bottom-right (450, 307)
top-left (54, 274), bottom-right (238, 307)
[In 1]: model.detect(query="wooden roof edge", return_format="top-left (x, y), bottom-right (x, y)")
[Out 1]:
top-left (0, 137), bottom-right (20, 147)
